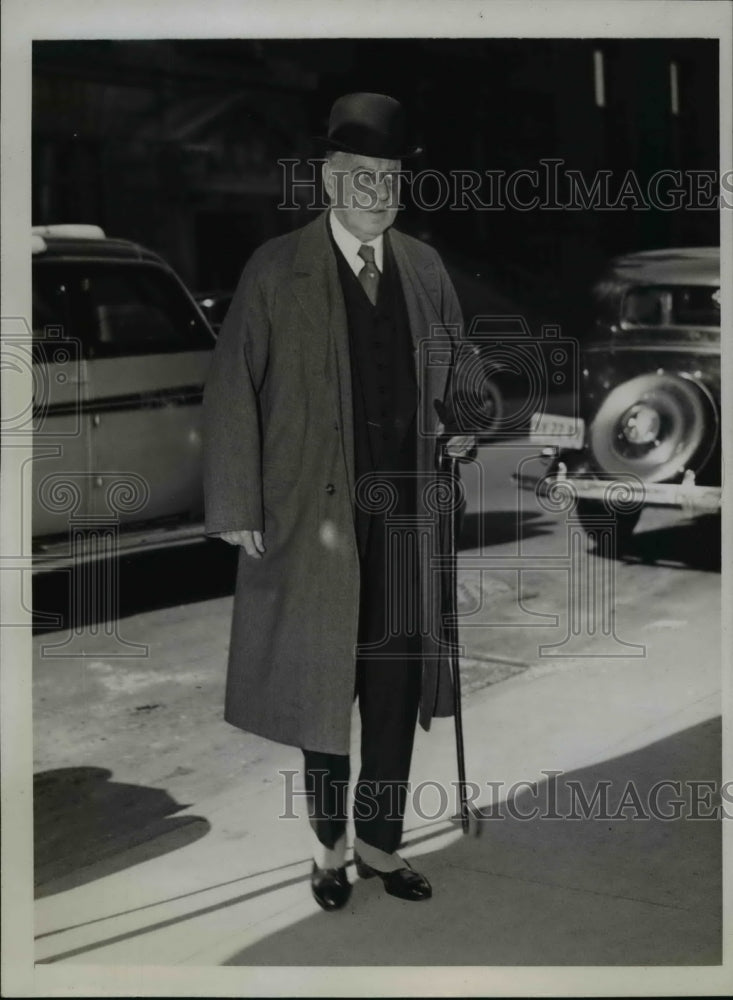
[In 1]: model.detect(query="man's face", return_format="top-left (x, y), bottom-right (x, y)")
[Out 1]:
top-left (323, 152), bottom-right (402, 242)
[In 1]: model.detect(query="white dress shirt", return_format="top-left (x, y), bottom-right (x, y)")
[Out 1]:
top-left (328, 210), bottom-right (384, 278)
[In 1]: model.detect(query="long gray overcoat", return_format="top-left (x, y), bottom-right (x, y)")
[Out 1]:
top-left (203, 211), bottom-right (463, 755)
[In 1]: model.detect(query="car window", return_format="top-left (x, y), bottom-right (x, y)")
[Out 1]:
top-left (33, 259), bottom-right (212, 360)
top-left (672, 286), bottom-right (720, 326)
top-left (622, 284), bottom-right (720, 328)
top-left (32, 265), bottom-right (83, 359)
top-left (623, 287), bottom-right (673, 326)
top-left (80, 263), bottom-right (212, 357)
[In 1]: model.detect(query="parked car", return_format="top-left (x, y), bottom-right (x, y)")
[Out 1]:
top-left (528, 247), bottom-right (721, 544)
top-left (31, 224), bottom-right (215, 568)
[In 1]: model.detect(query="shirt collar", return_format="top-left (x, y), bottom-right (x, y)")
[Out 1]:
top-left (328, 210), bottom-right (384, 276)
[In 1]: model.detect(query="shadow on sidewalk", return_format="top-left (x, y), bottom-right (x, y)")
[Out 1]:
top-left (33, 538), bottom-right (238, 635)
top-left (457, 510), bottom-right (555, 551)
top-left (623, 513), bottom-right (721, 572)
top-left (224, 717), bottom-right (721, 966)
top-left (34, 767), bottom-right (210, 898)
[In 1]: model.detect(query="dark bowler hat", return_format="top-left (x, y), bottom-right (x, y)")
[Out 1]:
top-left (314, 92), bottom-right (423, 159)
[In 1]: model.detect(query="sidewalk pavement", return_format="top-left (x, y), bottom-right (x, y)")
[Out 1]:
top-left (33, 606), bottom-right (723, 976)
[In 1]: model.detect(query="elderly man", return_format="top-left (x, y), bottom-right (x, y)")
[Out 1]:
top-left (203, 93), bottom-right (473, 911)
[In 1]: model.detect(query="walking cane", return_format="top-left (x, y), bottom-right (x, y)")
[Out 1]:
top-left (441, 443), bottom-right (481, 837)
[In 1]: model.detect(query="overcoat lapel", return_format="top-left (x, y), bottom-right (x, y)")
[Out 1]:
top-left (292, 214), bottom-right (355, 501)
top-left (388, 229), bottom-right (452, 409)
top-left (388, 229), bottom-right (443, 343)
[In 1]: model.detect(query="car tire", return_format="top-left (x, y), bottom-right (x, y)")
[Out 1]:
top-left (575, 498), bottom-right (641, 552)
top-left (586, 372), bottom-right (714, 483)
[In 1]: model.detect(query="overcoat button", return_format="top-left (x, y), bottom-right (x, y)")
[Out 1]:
top-left (325, 483), bottom-right (336, 495)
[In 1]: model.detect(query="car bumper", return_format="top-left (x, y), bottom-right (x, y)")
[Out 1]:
top-left (514, 467), bottom-right (722, 513)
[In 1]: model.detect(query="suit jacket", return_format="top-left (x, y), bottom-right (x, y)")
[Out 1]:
top-left (203, 211), bottom-right (464, 755)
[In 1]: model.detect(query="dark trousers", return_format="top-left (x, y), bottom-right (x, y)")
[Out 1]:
top-left (303, 654), bottom-right (421, 855)
top-left (304, 471), bottom-right (421, 856)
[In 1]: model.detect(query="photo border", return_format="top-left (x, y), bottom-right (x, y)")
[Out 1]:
top-left (2, 1), bottom-right (731, 996)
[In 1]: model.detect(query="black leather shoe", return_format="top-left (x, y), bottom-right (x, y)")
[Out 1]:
top-left (310, 862), bottom-right (352, 911)
top-left (354, 854), bottom-right (432, 901)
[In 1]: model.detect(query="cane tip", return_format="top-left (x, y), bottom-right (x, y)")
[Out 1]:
top-left (467, 808), bottom-right (483, 837)
top-left (457, 808), bottom-right (483, 837)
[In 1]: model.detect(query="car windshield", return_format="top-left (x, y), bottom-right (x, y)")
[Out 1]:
top-left (622, 284), bottom-right (720, 328)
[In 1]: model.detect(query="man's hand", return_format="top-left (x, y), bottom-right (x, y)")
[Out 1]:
top-left (445, 434), bottom-right (477, 459)
top-left (218, 529), bottom-right (266, 558)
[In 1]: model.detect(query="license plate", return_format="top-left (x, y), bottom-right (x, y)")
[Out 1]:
top-left (529, 412), bottom-right (585, 449)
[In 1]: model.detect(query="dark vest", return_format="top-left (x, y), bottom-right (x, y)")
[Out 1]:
top-left (332, 233), bottom-right (417, 462)
top-left (329, 227), bottom-right (418, 655)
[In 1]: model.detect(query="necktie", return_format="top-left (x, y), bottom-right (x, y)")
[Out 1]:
top-left (357, 243), bottom-right (380, 305)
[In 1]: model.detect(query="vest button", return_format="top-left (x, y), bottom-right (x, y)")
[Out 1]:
top-left (325, 483), bottom-right (336, 495)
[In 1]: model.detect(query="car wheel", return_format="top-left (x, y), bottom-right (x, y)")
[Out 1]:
top-left (587, 372), bottom-right (714, 482)
top-left (575, 499), bottom-right (641, 551)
